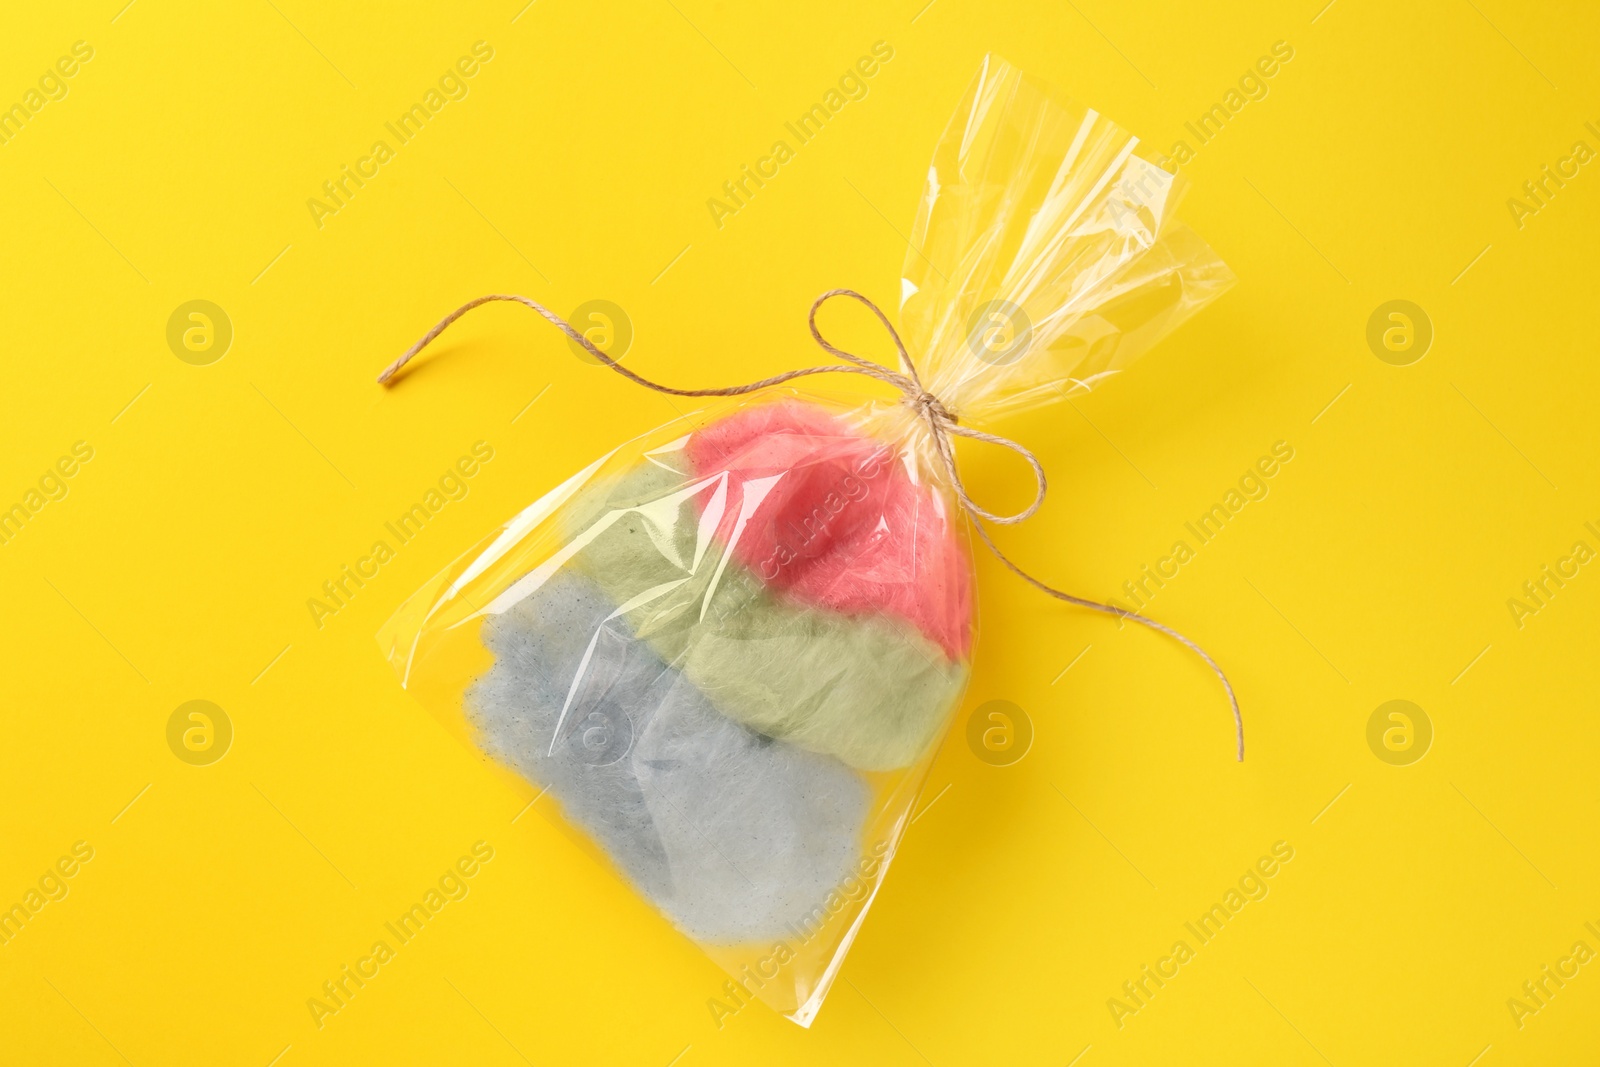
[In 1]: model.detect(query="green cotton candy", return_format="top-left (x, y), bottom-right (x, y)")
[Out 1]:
top-left (559, 459), bottom-right (966, 771)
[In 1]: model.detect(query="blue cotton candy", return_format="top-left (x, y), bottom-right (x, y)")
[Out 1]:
top-left (470, 571), bottom-right (870, 944)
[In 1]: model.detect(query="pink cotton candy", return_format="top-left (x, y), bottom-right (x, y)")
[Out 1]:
top-left (686, 401), bottom-right (971, 659)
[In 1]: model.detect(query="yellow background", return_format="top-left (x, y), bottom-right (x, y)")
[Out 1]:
top-left (2, 0), bottom-right (1596, 1063)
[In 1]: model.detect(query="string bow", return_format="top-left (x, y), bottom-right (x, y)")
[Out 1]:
top-left (378, 289), bottom-right (1244, 760)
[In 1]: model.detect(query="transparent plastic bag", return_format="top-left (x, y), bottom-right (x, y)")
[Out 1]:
top-left (377, 55), bottom-right (1233, 1026)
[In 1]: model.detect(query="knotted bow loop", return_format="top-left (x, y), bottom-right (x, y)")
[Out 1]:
top-left (378, 291), bottom-right (1244, 761)
top-left (806, 288), bottom-right (922, 386)
top-left (805, 289), bottom-right (1047, 527)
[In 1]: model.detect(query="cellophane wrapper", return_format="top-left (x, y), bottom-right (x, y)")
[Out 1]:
top-left (378, 55), bottom-right (1233, 1026)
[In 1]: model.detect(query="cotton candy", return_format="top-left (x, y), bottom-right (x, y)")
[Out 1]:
top-left (562, 457), bottom-right (966, 770)
top-left (470, 571), bottom-right (870, 944)
top-left (383, 54), bottom-right (1241, 1023)
top-left (686, 401), bottom-right (972, 659)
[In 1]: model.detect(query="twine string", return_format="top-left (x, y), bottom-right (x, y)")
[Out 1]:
top-left (378, 290), bottom-right (1244, 761)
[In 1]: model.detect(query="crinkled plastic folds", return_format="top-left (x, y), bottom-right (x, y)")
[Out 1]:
top-left (378, 55), bottom-right (1233, 1025)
